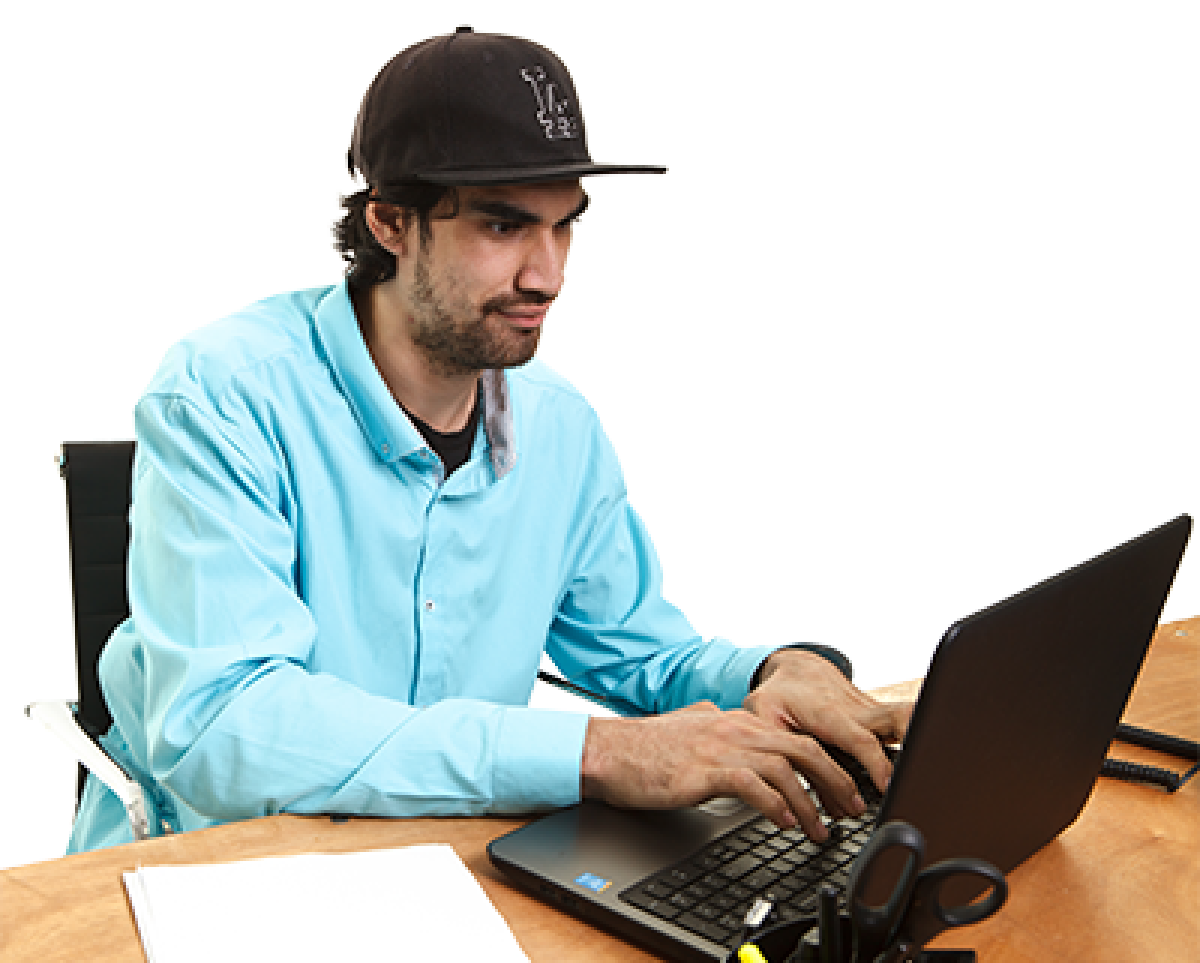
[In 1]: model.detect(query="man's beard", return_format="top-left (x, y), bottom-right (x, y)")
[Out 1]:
top-left (408, 255), bottom-right (546, 376)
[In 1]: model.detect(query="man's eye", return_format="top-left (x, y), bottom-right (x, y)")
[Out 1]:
top-left (488, 221), bottom-right (522, 236)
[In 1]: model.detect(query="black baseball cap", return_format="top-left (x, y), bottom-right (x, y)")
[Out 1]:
top-left (349, 27), bottom-right (666, 189)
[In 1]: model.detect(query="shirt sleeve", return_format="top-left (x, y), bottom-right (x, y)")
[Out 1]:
top-left (101, 391), bottom-right (589, 827)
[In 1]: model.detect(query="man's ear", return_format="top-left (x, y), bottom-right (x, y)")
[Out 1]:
top-left (364, 201), bottom-right (411, 257)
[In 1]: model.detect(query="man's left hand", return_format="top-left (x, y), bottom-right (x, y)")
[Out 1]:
top-left (742, 649), bottom-right (913, 804)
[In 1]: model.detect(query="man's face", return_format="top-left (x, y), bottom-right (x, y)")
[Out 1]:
top-left (400, 180), bottom-right (588, 375)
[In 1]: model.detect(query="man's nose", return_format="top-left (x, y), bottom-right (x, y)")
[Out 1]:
top-left (516, 228), bottom-right (568, 298)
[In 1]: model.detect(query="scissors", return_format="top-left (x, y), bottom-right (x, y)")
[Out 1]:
top-left (845, 820), bottom-right (1007, 963)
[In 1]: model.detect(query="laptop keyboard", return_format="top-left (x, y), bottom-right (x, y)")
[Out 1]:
top-left (618, 805), bottom-right (879, 949)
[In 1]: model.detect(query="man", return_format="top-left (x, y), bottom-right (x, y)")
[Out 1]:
top-left (69, 27), bottom-right (909, 854)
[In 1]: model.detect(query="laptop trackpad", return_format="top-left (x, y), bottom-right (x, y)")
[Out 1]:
top-left (490, 798), bottom-right (756, 896)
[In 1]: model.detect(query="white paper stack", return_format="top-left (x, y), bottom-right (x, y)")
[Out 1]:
top-left (122, 843), bottom-right (529, 962)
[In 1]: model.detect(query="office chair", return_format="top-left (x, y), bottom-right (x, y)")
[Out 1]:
top-left (25, 441), bottom-right (151, 840)
top-left (24, 442), bottom-right (611, 843)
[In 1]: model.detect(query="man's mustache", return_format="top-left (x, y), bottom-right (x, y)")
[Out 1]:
top-left (481, 292), bottom-right (553, 314)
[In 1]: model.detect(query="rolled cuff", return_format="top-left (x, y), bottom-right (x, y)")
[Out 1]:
top-left (492, 707), bottom-right (592, 810)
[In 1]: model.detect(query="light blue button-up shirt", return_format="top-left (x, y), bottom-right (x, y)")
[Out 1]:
top-left (68, 282), bottom-right (775, 852)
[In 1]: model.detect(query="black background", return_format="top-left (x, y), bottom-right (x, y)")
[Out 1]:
top-left (14, 20), bottom-right (1195, 864)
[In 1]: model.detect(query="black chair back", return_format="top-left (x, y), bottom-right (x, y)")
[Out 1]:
top-left (59, 441), bottom-right (135, 798)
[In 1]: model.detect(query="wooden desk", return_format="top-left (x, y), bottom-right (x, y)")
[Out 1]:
top-left (2, 618), bottom-right (1196, 962)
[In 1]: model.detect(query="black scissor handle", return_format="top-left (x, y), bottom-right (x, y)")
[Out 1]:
top-left (846, 821), bottom-right (926, 960)
top-left (906, 857), bottom-right (1007, 938)
top-left (915, 858), bottom-right (1007, 926)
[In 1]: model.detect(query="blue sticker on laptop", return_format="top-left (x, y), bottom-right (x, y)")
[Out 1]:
top-left (574, 872), bottom-right (612, 892)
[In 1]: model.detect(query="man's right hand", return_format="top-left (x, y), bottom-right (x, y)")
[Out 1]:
top-left (580, 703), bottom-right (866, 842)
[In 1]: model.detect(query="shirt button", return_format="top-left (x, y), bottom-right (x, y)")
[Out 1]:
top-left (424, 599), bottom-right (435, 612)
top-left (381, 443), bottom-right (391, 455)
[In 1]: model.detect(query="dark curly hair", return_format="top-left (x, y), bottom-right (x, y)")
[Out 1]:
top-left (333, 184), bottom-right (457, 290)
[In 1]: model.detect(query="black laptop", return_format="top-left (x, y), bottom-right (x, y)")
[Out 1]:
top-left (489, 515), bottom-right (1191, 962)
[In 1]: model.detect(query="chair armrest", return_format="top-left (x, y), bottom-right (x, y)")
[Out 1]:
top-left (24, 700), bottom-right (150, 841)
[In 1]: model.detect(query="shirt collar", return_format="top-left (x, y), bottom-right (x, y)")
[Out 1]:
top-left (480, 369), bottom-right (516, 479)
top-left (314, 281), bottom-right (518, 481)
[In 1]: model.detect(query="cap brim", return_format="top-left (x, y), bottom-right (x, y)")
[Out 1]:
top-left (411, 161), bottom-right (667, 186)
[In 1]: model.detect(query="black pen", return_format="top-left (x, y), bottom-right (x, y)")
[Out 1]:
top-left (817, 884), bottom-right (842, 963)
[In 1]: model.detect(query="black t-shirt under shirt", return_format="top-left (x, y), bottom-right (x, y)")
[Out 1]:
top-left (403, 384), bottom-right (483, 479)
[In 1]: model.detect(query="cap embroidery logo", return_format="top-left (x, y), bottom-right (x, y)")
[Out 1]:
top-left (519, 66), bottom-right (579, 141)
